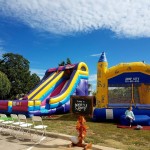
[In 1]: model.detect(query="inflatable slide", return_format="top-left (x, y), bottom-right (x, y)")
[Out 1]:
top-left (0, 62), bottom-right (89, 116)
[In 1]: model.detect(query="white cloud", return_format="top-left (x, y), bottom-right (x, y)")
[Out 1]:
top-left (30, 68), bottom-right (45, 79)
top-left (89, 74), bottom-right (97, 91)
top-left (90, 53), bottom-right (101, 57)
top-left (89, 74), bottom-right (97, 82)
top-left (0, 0), bottom-right (150, 37)
top-left (0, 39), bottom-right (6, 58)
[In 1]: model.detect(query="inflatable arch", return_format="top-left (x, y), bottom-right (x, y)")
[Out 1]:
top-left (96, 52), bottom-right (150, 108)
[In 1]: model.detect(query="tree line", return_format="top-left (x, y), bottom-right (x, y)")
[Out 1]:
top-left (0, 53), bottom-right (72, 100)
top-left (0, 53), bottom-right (40, 100)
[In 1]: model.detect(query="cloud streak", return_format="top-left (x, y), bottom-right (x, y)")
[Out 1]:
top-left (0, 0), bottom-right (150, 37)
top-left (90, 53), bottom-right (101, 57)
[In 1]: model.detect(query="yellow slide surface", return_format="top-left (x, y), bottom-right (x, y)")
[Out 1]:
top-left (31, 71), bottom-right (64, 100)
top-left (28, 72), bottom-right (57, 99)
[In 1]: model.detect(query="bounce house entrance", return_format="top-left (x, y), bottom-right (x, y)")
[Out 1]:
top-left (108, 84), bottom-right (140, 104)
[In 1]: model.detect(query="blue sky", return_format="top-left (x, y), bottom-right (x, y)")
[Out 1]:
top-left (0, 0), bottom-right (150, 91)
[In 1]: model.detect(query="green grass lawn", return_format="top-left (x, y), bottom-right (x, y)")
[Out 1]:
top-left (41, 114), bottom-right (150, 150)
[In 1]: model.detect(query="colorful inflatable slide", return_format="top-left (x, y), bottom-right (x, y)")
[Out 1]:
top-left (0, 62), bottom-right (89, 116)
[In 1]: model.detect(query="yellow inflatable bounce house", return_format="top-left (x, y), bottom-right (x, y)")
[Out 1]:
top-left (93, 52), bottom-right (150, 122)
top-left (96, 52), bottom-right (150, 108)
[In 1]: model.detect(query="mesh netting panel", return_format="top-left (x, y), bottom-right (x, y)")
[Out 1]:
top-left (108, 85), bottom-right (140, 104)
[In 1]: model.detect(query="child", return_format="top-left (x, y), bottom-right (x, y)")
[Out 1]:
top-left (125, 106), bottom-right (135, 127)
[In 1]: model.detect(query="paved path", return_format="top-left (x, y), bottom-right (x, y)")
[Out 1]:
top-left (0, 128), bottom-right (119, 150)
top-left (0, 133), bottom-right (82, 150)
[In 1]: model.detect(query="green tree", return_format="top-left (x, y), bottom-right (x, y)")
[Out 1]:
top-left (66, 58), bottom-right (71, 65)
top-left (92, 90), bottom-right (96, 96)
top-left (27, 73), bottom-right (40, 91)
top-left (0, 71), bottom-right (11, 99)
top-left (59, 61), bottom-right (65, 66)
top-left (58, 58), bottom-right (72, 66)
top-left (0, 53), bottom-right (40, 99)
